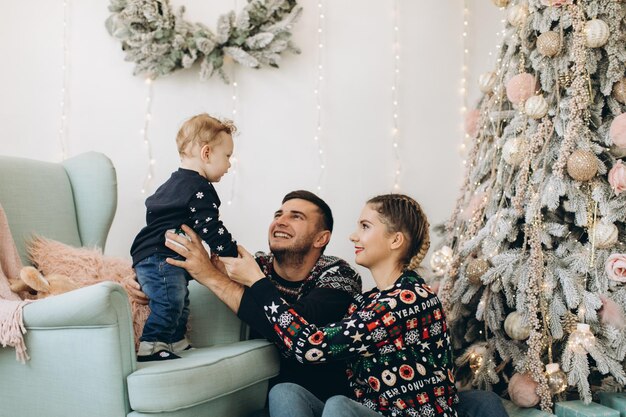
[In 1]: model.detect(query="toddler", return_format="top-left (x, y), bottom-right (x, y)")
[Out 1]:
top-left (130, 113), bottom-right (238, 361)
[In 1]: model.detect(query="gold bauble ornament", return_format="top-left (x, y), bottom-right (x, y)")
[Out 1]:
top-left (430, 246), bottom-right (453, 277)
top-left (469, 352), bottom-right (484, 373)
top-left (524, 95), bottom-right (549, 119)
top-left (478, 71), bottom-right (497, 94)
top-left (545, 363), bottom-right (568, 394)
top-left (466, 258), bottom-right (490, 285)
top-left (612, 78), bottom-right (626, 104)
top-left (507, 3), bottom-right (528, 27)
top-left (584, 19), bottom-right (610, 48)
top-left (566, 149), bottom-right (597, 181)
top-left (537, 31), bottom-right (561, 57)
top-left (502, 136), bottom-right (528, 166)
top-left (492, 0), bottom-right (510, 7)
top-left (504, 311), bottom-right (531, 340)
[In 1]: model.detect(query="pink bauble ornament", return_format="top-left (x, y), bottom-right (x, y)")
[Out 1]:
top-left (610, 114), bottom-right (626, 148)
top-left (509, 373), bottom-right (540, 408)
top-left (465, 109), bottom-right (480, 138)
top-left (599, 295), bottom-right (626, 330)
top-left (506, 73), bottom-right (538, 105)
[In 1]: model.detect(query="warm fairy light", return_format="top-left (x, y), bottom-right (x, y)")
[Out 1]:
top-left (140, 77), bottom-right (155, 194)
top-left (58, 0), bottom-right (71, 160)
top-left (391, 0), bottom-right (402, 191)
top-left (314, 0), bottom-right (326, 193)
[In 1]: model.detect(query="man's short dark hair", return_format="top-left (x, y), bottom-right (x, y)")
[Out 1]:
top-left (282, 190), bottom-right (334, 233)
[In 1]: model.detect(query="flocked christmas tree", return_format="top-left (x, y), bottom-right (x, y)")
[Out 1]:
top-left (434, 0), bottom-right (626, 411)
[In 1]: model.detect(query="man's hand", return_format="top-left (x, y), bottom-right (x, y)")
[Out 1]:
top-left (123, 275), bottom-right (149, 305)
top-left (221, 245), bottom-right (266, 287)
top-left (165, 225), bottom-right (223, 285)
top-left (165, 224), bottom-right (245, 313)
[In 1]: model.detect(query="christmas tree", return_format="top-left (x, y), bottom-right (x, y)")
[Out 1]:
top-left (434, 0), bottom-right (626, 411)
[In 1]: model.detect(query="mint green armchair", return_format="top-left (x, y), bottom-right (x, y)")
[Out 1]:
top-left (0, 153), bottom-right (279, 417)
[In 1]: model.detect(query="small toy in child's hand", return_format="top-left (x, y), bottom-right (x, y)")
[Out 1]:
top-left (165, 228), bottom-right (191, 250)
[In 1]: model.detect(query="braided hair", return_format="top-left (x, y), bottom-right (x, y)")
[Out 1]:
top-left (367, 194), bottom-right (430, 271)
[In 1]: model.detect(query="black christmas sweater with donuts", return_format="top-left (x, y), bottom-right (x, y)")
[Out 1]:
top-left (248, 269), bottom-right (459, 417)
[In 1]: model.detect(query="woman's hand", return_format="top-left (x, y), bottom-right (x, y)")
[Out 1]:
top-left (123, 276), bottom-right (149, 305)
top-left (165, 224), bottom-right (224, 284)
top-left (221, 246), bottom-right (266, 287)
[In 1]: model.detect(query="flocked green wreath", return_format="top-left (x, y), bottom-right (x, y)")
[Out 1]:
top-left (105, 0), bottom-right (302, 83)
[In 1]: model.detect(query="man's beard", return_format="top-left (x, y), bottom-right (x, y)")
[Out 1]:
top-left (271, 239), bottom-right (313, 267)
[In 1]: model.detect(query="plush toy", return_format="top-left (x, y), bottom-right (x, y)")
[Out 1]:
top-left (9, 266), bottom-right (80, 299)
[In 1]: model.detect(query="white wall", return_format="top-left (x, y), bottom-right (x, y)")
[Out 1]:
top-left (0, 1), bottom-right (502, 290)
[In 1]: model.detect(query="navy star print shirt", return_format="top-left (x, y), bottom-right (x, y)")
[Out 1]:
top-left (131, 168), bottom-right (237, 266)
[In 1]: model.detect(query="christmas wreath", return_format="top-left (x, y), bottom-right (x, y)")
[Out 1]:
top-left (105, 0), bottom-right (302, 82)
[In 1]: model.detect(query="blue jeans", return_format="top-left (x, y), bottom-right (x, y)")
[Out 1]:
top-left (267, 384), bottom-right (509, 417)
top-left (135, 254), bottom-right (190, 343)
top-left (268, 383), bottom-right (381, 417)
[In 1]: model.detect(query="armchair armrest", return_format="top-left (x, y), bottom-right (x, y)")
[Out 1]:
top-left (0, 282), bottom-right (136, 417)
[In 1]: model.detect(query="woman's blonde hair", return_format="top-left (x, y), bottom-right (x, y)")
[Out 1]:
top-left (367, 193), bottom-right (430, 270)
top-left (176, 113), bottom-right (236, 157)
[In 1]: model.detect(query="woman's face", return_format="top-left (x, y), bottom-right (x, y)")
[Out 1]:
top-left (349, 204), bottom-right (394, 269)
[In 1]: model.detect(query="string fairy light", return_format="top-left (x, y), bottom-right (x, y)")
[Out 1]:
top-left (226, 71), bottom-right (239, 206)
top-left (313, 0), bottom-right (326, 193)
top-left (459, 0), bottom-right (470, 158)
top-left (58, 0), bottom-right (71, 160)
top-left (391, 0), bottom-right (402, 192)
top-left (226, 0), bottom-right (240, 205)
top-left (140, 77), bottom-right (155, 194)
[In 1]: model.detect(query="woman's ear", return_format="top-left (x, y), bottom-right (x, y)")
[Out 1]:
top-left (390, 232), bottom-right (405, 250)
top-left (200, 144), bottom-right (212, 162)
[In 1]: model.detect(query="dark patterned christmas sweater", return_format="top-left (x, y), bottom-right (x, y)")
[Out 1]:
top-left (238, 252), bottom-right (362, 401)
top-left (131, 168), bottom-right (237, 266)
top-left (248, 269), bottom-right (459, 417)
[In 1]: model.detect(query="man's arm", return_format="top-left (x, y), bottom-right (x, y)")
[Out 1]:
top-left (164, 225), bottom-right (244, 313)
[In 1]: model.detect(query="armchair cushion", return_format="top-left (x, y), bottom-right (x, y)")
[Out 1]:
top-left (128, 339), bottom-right (279, 413)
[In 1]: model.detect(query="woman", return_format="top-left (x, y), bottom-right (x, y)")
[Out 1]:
top-left (217, 194), bottom-right (457, 417)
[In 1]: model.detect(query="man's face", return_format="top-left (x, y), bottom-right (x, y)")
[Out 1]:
top-left (268, 198), bottom-right (325, 257)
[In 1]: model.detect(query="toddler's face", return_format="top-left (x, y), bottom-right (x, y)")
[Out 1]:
top-left (205, 133), bottom-right (233, 182)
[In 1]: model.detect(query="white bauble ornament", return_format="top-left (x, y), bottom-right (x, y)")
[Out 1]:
top-left (524, 95), bottom-right (549, 119)
top-left (504, 311), bottom-right (531, 340)
top-left (478, 72), bottom-right (497, 94)
top-left (591, 222), bottom-right (619, 249)
top-left (537, 31), bottom-right (561, 57)
top-left (507, 3), bottom-right (528, 27)
top-left (492, 0), bottom-right (510, 7)
top-left (584, 19), bottom-right (610, 48)
top-left (568, 323), bottom-right (595, 354)
top-left (502, 136), bottom-right (527, 166)
top-left (430, 246), bottom-right (453, 277)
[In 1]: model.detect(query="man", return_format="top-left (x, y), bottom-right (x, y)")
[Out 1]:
top-left (129, 190), bottom-right (362, 402)
top-left (132, 190), bottom-right (510, 417)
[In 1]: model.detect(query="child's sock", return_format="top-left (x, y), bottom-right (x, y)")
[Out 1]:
top-left (171, 336), bottom-right (193, 353)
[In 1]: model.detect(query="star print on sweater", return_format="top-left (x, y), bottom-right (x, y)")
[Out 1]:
top-left (130, 168), bottom-right (237, 265)
top-left (248, 270), bottom-right (458, 417)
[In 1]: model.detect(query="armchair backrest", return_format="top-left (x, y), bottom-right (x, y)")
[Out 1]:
top-left (0, 152), bottom-right (117, 265)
